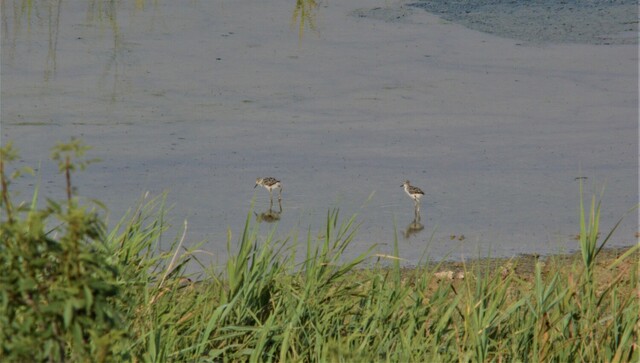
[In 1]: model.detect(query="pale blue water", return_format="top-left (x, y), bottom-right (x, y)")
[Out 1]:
top-left (2, 0), bottom-right (637, 274)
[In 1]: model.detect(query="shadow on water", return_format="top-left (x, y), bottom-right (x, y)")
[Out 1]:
top-left (255, 200), bottom-right (283, 224)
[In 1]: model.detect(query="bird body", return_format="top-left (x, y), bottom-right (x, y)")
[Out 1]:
top-left (255, 177), bottom-right (283, 203)
top-left (402, 180), bottom-right (424, 202)
top-left (402, 180), bottom-right (424, 213)
top-left (255, 177), bottom-right (281, 192)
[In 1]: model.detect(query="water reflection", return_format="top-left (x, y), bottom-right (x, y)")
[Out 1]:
top-left (403, 210), bottom-right (424, 239)
top-left (2, 0), bottom-right (127, 83)
top-left (2, 0), bottom-right (63, 80)
top-left (255, 200), bottom-right (283, 224)
top-left (86, 0), bottom-right (125, 103)
top-left (44, 0), bottom-right (62, 81)
top-left (291, 0), bottom-right (319, 41)
top-left (3, 0), bottom-right (320, 83)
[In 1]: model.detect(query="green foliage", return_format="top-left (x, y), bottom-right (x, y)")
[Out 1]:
top-left (50, 137), bottom-right (100, 205)
top-left (0, 141), bottom-right (34, 223)
top-left (0, 139), bottom-right (129, 362)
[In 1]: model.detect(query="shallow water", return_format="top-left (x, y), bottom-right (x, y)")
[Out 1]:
top-left (2, 0), bottom-right (638, 273)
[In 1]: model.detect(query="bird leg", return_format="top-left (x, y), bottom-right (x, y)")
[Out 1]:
top-left (278, 186), bottom-right (282, 201)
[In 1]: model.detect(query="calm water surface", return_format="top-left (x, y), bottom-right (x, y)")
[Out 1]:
top-left (2, 0), bottom-right (637, 273)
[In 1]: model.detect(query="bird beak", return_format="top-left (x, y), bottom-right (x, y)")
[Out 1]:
top-left (254, 184), bottom-right (258, 188)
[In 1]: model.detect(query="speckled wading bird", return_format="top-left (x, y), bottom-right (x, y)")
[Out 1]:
top-left (255, 177), bottom-right (282, 204)
top-left (402, 180), bottom-right (425, 212)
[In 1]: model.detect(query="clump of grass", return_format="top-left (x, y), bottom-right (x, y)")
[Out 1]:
top-left (1, 139), bottom-right (638, 362)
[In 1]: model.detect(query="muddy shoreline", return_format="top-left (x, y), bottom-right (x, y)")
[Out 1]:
top-left (400, 246), bottom-right (638, 280)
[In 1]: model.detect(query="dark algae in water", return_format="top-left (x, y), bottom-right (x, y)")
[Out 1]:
top-left (409, 0), bottom-right (638, 44)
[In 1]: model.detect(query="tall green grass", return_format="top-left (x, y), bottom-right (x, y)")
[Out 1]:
top-left (1, 140), bottom-right (638, 362)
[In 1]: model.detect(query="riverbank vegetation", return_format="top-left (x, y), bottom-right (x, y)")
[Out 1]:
top-left (1, 140), bottom-right (638, 362)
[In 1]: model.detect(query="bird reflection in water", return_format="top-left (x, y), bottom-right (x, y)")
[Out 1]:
top-left (404, 209), bottom-right (424, 239)
top-left (255, 200), bottom-right (282, 223)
